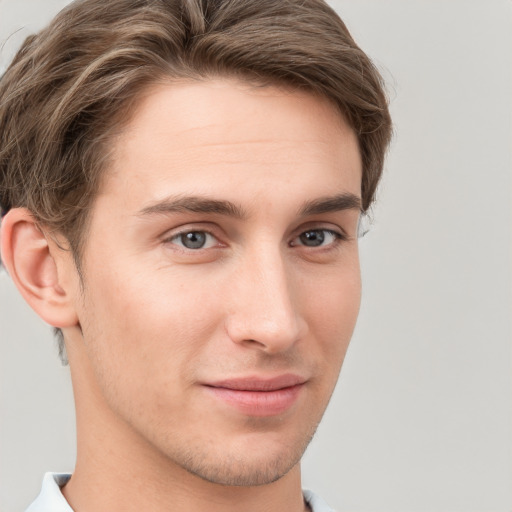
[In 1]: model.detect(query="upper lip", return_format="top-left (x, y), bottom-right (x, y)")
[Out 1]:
top-left (205, 374), bottom-right (306, 391)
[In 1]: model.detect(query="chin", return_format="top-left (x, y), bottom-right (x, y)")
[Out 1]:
top-left (180, 451), bottom-right (302, 487)
top-left (165, 425), bottom-right (318, 487)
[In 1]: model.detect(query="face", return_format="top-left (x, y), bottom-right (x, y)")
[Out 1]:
top-left (69, 79), bottom-right (362, 486)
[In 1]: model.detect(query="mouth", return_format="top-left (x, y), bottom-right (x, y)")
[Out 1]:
top-left (203, 374), bottom-right (306, 417)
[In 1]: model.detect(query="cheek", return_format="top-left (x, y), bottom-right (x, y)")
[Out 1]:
top-left (78, 264), bottom-right (222, 375)
top-left (301, 259), bottom-right (361, 356)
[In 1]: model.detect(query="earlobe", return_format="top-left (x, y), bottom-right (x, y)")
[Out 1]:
top-left (1, 208), bottom-right (79, 328)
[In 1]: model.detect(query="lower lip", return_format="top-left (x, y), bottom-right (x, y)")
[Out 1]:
top-left (205, 384), bottom-right (304, 417)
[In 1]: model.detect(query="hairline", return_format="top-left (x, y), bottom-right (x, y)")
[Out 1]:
top-left (65, 73), bottom-right (362, 274)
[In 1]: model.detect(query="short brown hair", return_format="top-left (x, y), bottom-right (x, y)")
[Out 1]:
top-left (0, 0), bottom-right (391, 358)
top-left (0, 0), bottom-right (391, 247)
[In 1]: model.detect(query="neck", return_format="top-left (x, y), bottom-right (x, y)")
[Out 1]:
top-left (63, 423), bottom-right (307, 512)
top-left (63, 338), bottom-right (308, 512)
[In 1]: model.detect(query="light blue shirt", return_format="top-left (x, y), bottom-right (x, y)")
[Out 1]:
top-left (26, 473), bottom-right (336, 512)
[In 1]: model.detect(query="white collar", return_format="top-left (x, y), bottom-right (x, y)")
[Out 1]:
top-left (25, 473), bottom-right (73, 512)
top-left (26, 473), bottom-right (335, 512)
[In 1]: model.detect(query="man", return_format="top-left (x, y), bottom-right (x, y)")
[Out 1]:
top-left (0, 0), bottom-right (391, 510)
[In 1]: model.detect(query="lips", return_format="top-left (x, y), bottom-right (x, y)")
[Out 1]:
top-left (203, 374), bottom-right (306, 417)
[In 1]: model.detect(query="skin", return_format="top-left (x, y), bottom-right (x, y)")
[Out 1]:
top-left (2, 78), bottom-right (362, 512)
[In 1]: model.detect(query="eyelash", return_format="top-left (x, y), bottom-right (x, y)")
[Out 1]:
top-left (164, 227), bottom-right (347, 252)
top-left (166, 230), bottom-right (220, 250)
top-left (289, 228), bottom-right (346, 248)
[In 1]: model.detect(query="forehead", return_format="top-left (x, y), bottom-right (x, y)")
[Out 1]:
top-left (98, 78), bottom-right (362, 212)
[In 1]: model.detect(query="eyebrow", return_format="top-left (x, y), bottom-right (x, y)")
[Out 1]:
top-left (137, 195), bottom-right (246, 219)
top-left (299, 193), bottom-right (362, 216)
top-left (136, 192), bottom-right (362, 220)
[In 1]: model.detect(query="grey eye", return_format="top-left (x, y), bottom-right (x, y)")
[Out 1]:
top-left (299, 230), bottom-right (326, 247)
top-left (292, 229), bottom-right (341, 248)
top-left (172, 231), bottom-right (216, 249)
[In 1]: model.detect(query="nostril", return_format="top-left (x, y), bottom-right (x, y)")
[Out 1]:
top-left (242, 338), bottom-right (267, 349)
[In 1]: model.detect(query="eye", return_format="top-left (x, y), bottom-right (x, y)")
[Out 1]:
top-left (168, 231), bottom-right (217, 250)
top-left (291, 229), bottom-right (342, 248)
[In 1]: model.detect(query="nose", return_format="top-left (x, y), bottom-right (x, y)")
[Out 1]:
top-left (224, 247), bottom-right (308, 354)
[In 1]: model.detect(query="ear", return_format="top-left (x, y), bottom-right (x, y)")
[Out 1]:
top-left (1, 208), bottom-right (79, 328)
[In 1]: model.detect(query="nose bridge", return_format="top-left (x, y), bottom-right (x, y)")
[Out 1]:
top-left (226, 242), bottom-right (305, 352)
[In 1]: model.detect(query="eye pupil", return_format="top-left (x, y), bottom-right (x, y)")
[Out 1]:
top-left (181, 232), bottom-right (206, 249)
top-left (300, 230), bottom-right (325, 247)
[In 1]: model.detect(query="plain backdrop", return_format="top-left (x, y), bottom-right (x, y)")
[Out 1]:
top-left (1, 1), bottom-right (511, 511)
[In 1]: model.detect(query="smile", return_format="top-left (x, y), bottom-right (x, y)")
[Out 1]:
top-left (203, 375), bottom-right (306, 417)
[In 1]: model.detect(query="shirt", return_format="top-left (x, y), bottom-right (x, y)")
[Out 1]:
top-left (26, 473), bottom-right (336, 512)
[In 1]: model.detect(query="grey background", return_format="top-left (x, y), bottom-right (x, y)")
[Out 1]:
top-left (1, 1), bottom-right (511, 511)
